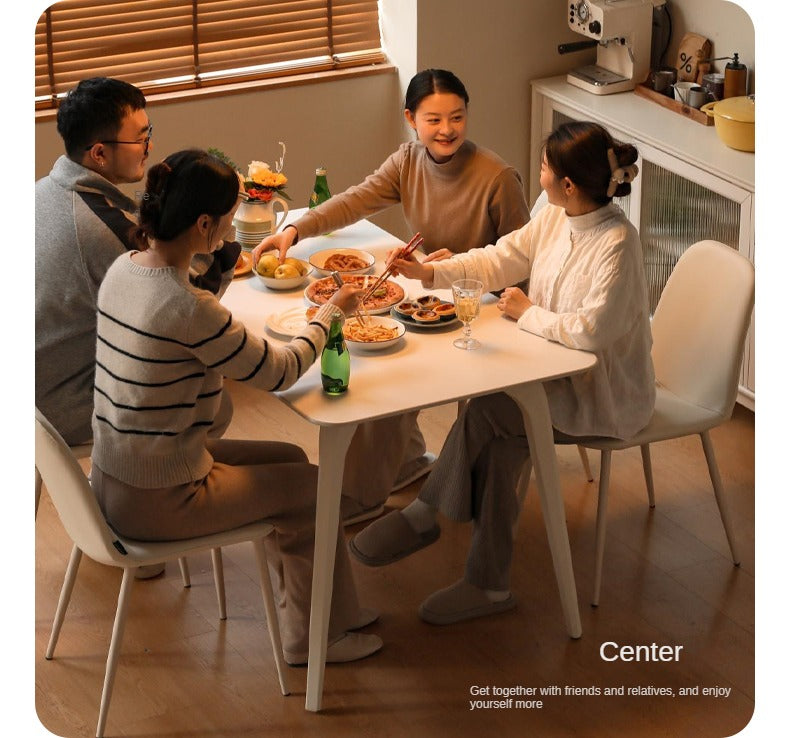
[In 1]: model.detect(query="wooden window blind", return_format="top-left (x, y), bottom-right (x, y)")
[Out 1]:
top-left (35, 0), bottom-right (386, 109)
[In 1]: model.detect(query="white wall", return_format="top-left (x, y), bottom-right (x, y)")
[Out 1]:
top-left (664, 0), bottom-right (755, 90)
top-left (34, 0), bottom-right (756, 238)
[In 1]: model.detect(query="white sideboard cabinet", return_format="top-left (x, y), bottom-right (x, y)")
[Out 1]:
top-left (530, 77), bottom-right (755, 409)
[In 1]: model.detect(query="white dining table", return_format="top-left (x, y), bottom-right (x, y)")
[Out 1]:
top-left (222, 210), bottom-right (597, 712)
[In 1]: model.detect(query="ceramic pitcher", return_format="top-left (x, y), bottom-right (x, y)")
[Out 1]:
top-left (232, 196), bottom-right (290, 248)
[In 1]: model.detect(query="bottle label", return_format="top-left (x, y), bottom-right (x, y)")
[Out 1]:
top-left (321, 373), bottom-right (348, 394)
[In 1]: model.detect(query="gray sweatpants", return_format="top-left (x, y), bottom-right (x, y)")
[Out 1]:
top-left (418, 392), bottom-right (586, 591)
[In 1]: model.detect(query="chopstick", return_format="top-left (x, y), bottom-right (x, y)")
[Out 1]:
top-left (330, 271), bottom-right (370, 326)
top-left (361, 232), bottom-right (424, 303)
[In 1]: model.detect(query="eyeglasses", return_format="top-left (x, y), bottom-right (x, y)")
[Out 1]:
top-left (85, 124), bottom-right (153, 154)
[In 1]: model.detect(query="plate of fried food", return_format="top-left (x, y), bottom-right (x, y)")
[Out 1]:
top-left (309, 248), bottom-right (375, 276)
top-left (342, 315), bottom-right (405, 351)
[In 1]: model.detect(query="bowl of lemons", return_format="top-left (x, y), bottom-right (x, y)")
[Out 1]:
top-left (254, 253), bottom-right (312, 290)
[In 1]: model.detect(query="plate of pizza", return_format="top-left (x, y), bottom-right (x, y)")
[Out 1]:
top-left (304, 274), bottom-right (405, 315)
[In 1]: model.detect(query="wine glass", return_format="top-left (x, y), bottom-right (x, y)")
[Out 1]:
top-left (452, 279), bottom-right (483, 350)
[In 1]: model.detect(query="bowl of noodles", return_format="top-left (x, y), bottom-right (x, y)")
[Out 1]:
top-left (309, 248), bottom-right (375, 276)
top-left (342, 315), bottom-right (405, 351)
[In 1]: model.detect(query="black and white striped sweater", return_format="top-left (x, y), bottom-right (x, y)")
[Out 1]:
top-left (92, 252), bottom-right (336, 488)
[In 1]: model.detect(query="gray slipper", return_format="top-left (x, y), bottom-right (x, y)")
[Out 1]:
top-left (418, 579), bottom-right (516, 625)
top-left (349, 510), bottom-right (440, 567)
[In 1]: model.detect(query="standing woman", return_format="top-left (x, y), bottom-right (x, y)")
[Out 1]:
top-left (351, 121), bottom-right (656, 627)
top-left (252, 68), bottom-right (531, 524)
top-left (90, 149), bottom-right (381, 665)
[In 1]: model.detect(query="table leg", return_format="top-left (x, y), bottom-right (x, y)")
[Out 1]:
top-left (505, 384), bottom-right (582, 639)
top-left (305, 422), bottom-right (357, 712)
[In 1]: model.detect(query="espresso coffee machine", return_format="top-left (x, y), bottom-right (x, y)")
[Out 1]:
top-left (562, 0), bottom-right (660, 95)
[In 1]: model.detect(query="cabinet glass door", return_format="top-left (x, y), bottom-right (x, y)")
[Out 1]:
top-left (640, 161), bottom-right (741, 313)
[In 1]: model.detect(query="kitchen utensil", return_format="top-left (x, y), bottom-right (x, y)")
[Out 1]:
top-left (724, 53), bottom-right (747, 98)
top-left (702, 72), bottom-right (724, 101)
top-left (700, 95), bottom-right (754, 152)
top-left (331, 270), bottom-right (369, 325)
top-left (651, 67), bottom-right (676, 95)
top-left (360, 232), bottom-right (423, 304)
top-left (688, 85), bottom-right (712, 109)
top-left (672, 81), bottom-right (695, 105)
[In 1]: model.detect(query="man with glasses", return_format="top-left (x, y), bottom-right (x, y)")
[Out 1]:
top-left (36, 77), bottom-right (239, 502)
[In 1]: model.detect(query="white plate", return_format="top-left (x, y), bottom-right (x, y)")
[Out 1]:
top-left (309, 248), bottom-right (376, 276)
top-left (265, 306), bottom-right (310, 337)
top-left (254, 258), bottom-right (312, 290)
top-left (343, 316), bottom-right (406, 351)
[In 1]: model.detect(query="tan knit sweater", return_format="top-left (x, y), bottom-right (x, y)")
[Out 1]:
top-left (92, 252), bottom-right (337, 488)
top-left (293, 140), bottom-right (529, 254)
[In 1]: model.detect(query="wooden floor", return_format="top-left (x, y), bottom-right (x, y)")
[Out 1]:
top-left (34, 382), bottom-right (755, 738)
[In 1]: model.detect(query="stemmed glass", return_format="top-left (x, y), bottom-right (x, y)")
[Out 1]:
top-left (452, 279), bottom-right (483, 350)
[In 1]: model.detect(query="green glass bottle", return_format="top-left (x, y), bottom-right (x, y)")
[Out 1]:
top-left (309, 167), bottom-right (331, 209)
top-left (321, 311), bottom-right (349, 394)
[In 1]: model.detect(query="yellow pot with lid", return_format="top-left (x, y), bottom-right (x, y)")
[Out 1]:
top-left (701, 95), bottom-right (754, 152)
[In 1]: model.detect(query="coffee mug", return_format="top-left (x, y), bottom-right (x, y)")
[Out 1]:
top-left (688, 85), bottom-right (713, 109)
top-left (652, 69), bottom-right (676, 94)
top-left (672, 81), bottom-right (695, 104)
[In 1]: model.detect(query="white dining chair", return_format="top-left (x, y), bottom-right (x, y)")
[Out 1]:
top-left (35, 438), bottom-right (207, 591)
top-left (580, 240), bottom-right (754, 606)
top-left (35, 409), bottom-right (290, 738)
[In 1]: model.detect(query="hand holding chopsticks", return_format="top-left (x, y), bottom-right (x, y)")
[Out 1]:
top-left (330, 271), bottom-right (370, 325)
top-left (361, 232), bottom-right (424, 303)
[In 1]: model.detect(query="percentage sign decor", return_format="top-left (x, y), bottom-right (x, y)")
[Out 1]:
top-left (675, 33), bottom-right (711, 82)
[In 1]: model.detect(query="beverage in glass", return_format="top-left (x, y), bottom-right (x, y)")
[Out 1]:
top-left (452, 279), bottom-right (483, 350)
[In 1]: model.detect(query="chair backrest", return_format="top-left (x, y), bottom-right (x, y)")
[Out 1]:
top-left (651, 240), bottom-right (754, 418)
top-left (35, 409), bottom-right (127, 567)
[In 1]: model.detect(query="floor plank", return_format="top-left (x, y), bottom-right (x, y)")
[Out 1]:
top-left (33, 392), bottom-right (755, 737)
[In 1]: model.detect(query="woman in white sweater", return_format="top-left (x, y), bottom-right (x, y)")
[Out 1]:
top-left (91, 149), bottom-right (381, 665)
top-left (350, 121), bottom-right (655, 626)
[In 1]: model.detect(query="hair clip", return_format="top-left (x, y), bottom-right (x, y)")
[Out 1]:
top-left (606, 148), bottom-right (638, 198)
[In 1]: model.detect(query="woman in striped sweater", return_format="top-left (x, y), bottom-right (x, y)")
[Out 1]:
top-left (91, 149), bottom-right (381, 665)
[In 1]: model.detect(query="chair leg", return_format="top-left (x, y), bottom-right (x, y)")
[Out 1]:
top-left (592, 450), bottom-right (612, 607)
top-left (211, 548), bottom-right (227, 620)
top-left (252, 538), bottom-right (291, 697)
top-left (577, 445), bottom-right (594, 482)
top-left (700, 431), bottom-right (741, 565)
top-left (46, 544), bottom-right (83, 659)
top-left (178, 557), bottom-right (191, 587)
top-left (35, 466), bottom-right (42, 519)
top-left (640, 444), bottom-right (656, 508)
top-left (96, 568), bottom-right (136, 738)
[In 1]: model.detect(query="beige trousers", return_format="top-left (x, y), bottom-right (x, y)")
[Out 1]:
top-left (340, 411), bottom-right (426, 513)
top-left (92, 438), bottom-right (361, 655)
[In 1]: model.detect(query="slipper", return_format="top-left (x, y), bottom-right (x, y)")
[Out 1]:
top-left (349, 510), bottom-right (440, 567)
top-left (284, 632), bottom-right (382, 666)
top-left (418, 579), bottom-right (516, 625)
top-left (391, 452), bottom-right (437, 492)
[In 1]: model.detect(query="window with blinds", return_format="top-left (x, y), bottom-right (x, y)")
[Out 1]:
top-left (35, 0), bottom-right (386, 110)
